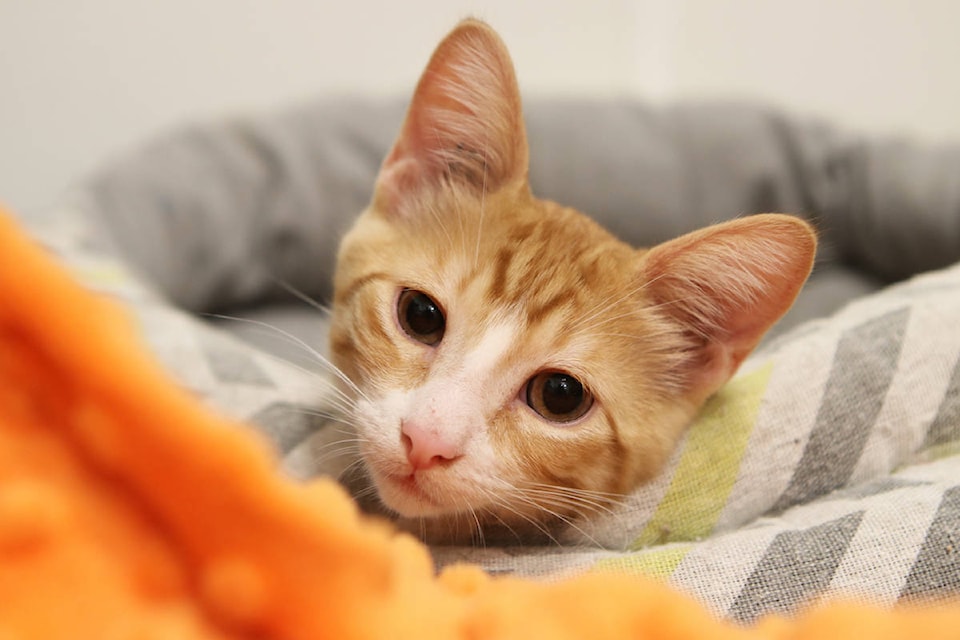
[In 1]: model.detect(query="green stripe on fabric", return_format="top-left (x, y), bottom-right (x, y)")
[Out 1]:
top-left (593, 543), bottom-right (693, 579)
top-left (630, 363), bottom-right (773, 550)
top-left (924, 441), bottom-right (960, 461)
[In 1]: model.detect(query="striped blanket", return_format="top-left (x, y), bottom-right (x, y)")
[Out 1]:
top-left (41, 203), bottom-right (960, 621)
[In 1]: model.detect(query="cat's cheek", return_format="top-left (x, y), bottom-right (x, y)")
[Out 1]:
top-left (369, 473), bottom-right (445, 518)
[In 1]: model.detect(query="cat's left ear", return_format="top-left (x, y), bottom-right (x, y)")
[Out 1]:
top-left (373, 19), bottom-right (529, 215)
top-left (639, 214), bottom-right (817, 401)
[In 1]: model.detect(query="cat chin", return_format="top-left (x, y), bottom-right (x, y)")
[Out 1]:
top-left (348, 459), bottom-right (571, 545)
top-left (392, 510), bottom-right (564, 547)
top-left (369, 467), bottom-right (480, 519)
top-left (374, 474), bottom-right (451, 518)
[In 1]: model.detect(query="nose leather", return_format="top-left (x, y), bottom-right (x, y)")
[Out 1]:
top-left (401, 419), bottom-right (462, 470)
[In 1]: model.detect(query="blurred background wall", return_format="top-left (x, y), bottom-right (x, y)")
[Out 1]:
top-left (2, 0), bottom-right (959, 214)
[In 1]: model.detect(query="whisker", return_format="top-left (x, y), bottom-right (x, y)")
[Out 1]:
top-left (426, 203), bottom-right (455, 250)
top-left (204, 313), bottom-right (371, 404)
top-left (578, 273), bottom-right (666, 329)
top-left (470, 506), bottom-right (486, 549)
top-left (284, 399), bottom-right (358, 421)
top-left (350, 483), bottom-right (381, 502)
top-left (521, 481), bottom-right (623, 501)
top-left (507, 490), bottom-right (603, 548)
top-left (332, 455), bottom-right (372, 484)
top-left (483, 506), bottom-right (525, 546)
top-left (310, 445), bottom-right (362, 468)
top-left (306, 431), bottom-right (366, 452)
top-left (519, 488), bottom-right (616, 518)
top-left (270, 276), bottom-right (332, 316)
top-left (473, 140), bottom-right (488, 269)
top-left (485, 490), bottom-right (561, 546)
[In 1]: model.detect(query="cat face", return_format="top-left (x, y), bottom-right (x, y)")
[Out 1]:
top-left (329, 20), bottom-right (816, 544)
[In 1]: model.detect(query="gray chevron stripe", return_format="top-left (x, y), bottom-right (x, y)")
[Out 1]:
top-left (924, 355), bottom-right (960, 449)
top-left (771, 309), bottom-right (909, 513)
top-left (728, 512), bottom-right (865, 624)
top-left (251, 401), bottom-right (328, 453)
top-left (899, 485), bottom-right (960, 600)
top-left (202, 342), bottom-right (275, 387)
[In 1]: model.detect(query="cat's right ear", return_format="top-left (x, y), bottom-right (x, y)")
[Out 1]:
top-left (373, 19), bottom-right (529, 216)
top-left (638, 214), bottom-right (817, 403)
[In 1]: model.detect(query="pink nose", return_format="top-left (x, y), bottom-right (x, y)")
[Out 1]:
top-left (400, 419), bottom-right (462, 470)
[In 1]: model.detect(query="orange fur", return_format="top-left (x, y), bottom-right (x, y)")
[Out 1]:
top-left (328, 19), bottom-right (817, 544)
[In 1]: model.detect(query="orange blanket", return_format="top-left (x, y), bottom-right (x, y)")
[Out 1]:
top-left (0, 206), bottom-right (956, 639)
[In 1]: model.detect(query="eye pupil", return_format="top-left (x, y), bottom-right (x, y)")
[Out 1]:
top-left (398, 289), bottom-right (445, 345)
top-left (406, 294), bottom-right (441, 334)
top-left (526, 371), bottom-right (593, 423)
top-left (542, 375), bottom-right (583, 415)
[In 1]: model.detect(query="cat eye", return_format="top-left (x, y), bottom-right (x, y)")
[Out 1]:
top-left (397, 289), bottom-right (445, 346)
top-left (525, 371), bottom-right (593, 423)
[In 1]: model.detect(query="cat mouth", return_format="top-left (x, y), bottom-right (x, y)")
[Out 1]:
top-left (379, 472), bottom-right (446, 515)
top-left (393, 473), bottom-right (427, 496)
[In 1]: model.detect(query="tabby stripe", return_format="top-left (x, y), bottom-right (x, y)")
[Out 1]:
top-left (770, 308), bottom-right (909, 514)
top-left (359, 296), bottom-right (392, 342)
top-left (487, 247), bottom-right (514, 302)
top-left (727, 511), bottom-right (865, 624)
top-left (525, 290), bottom-right (572, 325)
top-left (629, 363), bottom-right (772, 549)
top-left (899, 485), bottom-right (960, 600)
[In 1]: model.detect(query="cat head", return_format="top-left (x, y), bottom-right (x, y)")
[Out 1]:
top-left (329, 20), bottom-right (816, 544)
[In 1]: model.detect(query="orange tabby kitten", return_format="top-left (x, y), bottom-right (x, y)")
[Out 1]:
top-left (328, 19), bottom-right (816, 545)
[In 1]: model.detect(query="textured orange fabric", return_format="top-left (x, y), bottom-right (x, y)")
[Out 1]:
top-left (0, 206), bottom-right (956, 639)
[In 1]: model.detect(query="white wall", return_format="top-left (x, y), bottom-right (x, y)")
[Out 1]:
top-left (2, 1), bottom-right (959, 214)
top-left (651, 0), bottom-right (960, 139)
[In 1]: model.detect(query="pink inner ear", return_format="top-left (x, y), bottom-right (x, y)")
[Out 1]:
top-left (641, 215), bottom-right (817, 395)
top-left (372, 20), bottom-right (529, 216)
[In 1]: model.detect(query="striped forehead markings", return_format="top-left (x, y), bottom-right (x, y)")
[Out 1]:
top-left (488, 246), bottom-right (516, 302)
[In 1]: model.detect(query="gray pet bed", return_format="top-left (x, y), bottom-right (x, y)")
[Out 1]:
top-left (37, 97), bottom-right (960, 622)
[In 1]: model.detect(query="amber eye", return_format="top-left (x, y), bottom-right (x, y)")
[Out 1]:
top-left (525, 371), bottom-right (593, 423)
top-left (397, 289), bottom-right (445, 346)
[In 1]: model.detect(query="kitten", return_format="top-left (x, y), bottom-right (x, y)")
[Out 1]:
top-left (327, 19), bottom-right (816, 545)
